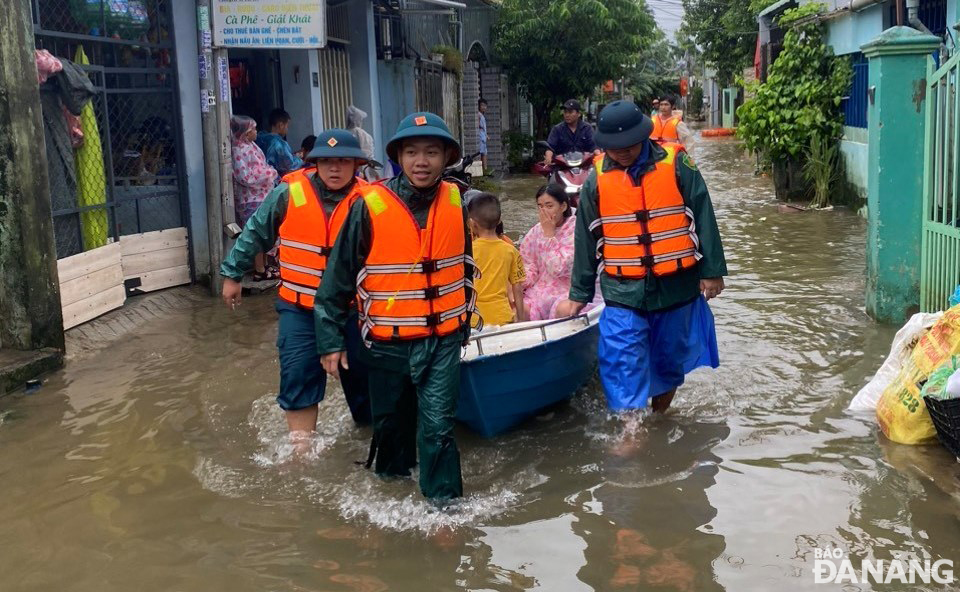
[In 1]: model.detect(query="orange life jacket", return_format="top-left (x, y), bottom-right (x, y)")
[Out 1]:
top-left (277, 169), bottom-right (366, 309)
top-left (356, 181), bottom-right (473, 342)
top-left (652, 115), bottom-right (681, 143)
top-left (592, 146), bottom-right (701, 279)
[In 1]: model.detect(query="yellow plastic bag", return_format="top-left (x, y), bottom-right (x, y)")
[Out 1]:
top-left (876, 362), bottom-right (936, 444)
top-left (912, 306), bottom-right (960, 374)
top-left (876, 305), bottom-right (960, 444)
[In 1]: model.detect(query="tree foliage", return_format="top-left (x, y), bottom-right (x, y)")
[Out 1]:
top-left (494, 0), bottom-right (655, 136)
top-left (624, 27), bottom-right (682, 106)
top-left (735, 4), bottom-right (852, 162)
top-left (680, 0), bottom-right (777, 86)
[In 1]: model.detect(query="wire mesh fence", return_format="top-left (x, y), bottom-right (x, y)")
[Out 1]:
top-left (32, 0), bottom-right (186, 259)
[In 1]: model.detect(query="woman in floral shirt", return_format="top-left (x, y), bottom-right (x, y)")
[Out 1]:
top-left (230, 115), bottom-right (277, 280)
top-left (520, 184), bottom-right (601, 320)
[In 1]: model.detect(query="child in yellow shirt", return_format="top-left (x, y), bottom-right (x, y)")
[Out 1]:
top-left (467, 193), bottom-right (526, 326)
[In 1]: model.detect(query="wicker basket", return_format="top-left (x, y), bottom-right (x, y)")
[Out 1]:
top-left (923, 396), bottom-right (960, 460)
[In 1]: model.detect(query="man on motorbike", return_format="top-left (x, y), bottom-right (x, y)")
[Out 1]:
top-left (542, 99), bottom-right (599, 166)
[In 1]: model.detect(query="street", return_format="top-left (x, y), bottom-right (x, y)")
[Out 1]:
top-left (1, 133), bottom-right (957, 592)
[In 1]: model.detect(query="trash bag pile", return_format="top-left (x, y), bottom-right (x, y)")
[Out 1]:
top-left (852, 304), bottom-right (960, 453)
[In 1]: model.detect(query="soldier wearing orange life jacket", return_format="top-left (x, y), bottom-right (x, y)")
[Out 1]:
top-left (652, 95), bottom-right (695, 151)
top-left (557, 100), bottom-right (727, 414)
top-left (221, 129), bottom-right (373, 441)
top-left (314, 112), bottom-right (474, 500)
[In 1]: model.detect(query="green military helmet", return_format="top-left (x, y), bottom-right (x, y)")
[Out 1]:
top-left (306, 129), bottom-right (369, 162)
top-left (386, 112), bottom-right (462, 167)
top-left (594, 100), bottom-right (654, 150)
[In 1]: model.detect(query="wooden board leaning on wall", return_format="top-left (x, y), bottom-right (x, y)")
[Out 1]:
top-left (120, 228), bottom-right (190, 294)
top-left (57, 242), bottom-right (126, 330)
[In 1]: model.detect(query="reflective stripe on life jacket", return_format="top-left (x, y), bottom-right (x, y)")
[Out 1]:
top-left (356, 181), bottom-right (475, 342)
top-left (277, 168), bottom-right (366, 309)
top-left (652, 115), bottom-right (681, 143)
top-left (592, 146), bottom-right (701, 279)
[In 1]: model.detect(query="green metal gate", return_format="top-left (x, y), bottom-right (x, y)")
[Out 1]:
top-left (921, 51), bottom-right (960, 311)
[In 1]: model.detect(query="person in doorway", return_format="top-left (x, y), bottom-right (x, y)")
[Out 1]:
top-left (520, 184), bottom-right (601, 321)
top-left (256, 108), bottom-right (306, 177)
top-left (314, 112), bottom-right (473, 500)
top-left (345, 105), bottom-right (381, 181)
top-left (543, 99), bottom-right (598, 166)
top-left (652, 95), bottom-right (694, 150)
top-left (556, 100), bottom-right (726, 413)
top-left (468, 192), bottom-right (526, 326)
top-left (229, 115), bottom-right (278, 281)
top-left (220, 129), bottom-right (373, 443)
top-left (478, 98), bottom-right (489, 173)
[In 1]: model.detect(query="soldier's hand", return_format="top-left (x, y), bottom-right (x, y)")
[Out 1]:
top-left (321, 351), bottom-right (348, 376)
top-left (222, 278), bottom-right (243, 310)
top-left (700, 278), bottom-right (725, 301)
top-left (556, 299), bottom-right (586, 318)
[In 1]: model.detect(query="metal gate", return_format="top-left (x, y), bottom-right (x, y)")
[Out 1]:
top-left (921, 51), bottom-right (960, 311)
top-left (416, 60), bottom-right (443, 117)
top-left (32, 0), bottom-right (188, 260)
top-left (318, 44), bottom-right (352, 129)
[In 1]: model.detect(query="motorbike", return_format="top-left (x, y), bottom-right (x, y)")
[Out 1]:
top-left (533, 141), bottom-right (595, 206)
top-left (443, 151), bottom-right (483, 192)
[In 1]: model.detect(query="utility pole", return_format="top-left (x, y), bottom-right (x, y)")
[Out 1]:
top-left (197, 0), bottom-right (224, 296)
top-left (215, 47), bottom-right (236, 262)
top-left (0, 0), bottom-right (64, 379)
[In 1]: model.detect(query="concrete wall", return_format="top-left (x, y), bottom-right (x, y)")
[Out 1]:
top-left (346, 0), bottom-right (382, 163)
top-left (171, 2), bottom-right (209, 279)
top-left (463, 66), bottom-right (480, 155)
top-left (840, 126), bottom-right (868, 199)
top-left (823, 3), bottom-right (885, 55)
top-left (481, 67), bottom-right (504, 172)
top-left (377, 60), bottom-right (417, 167)
top-left (278, 49), bottom-right (324, 148)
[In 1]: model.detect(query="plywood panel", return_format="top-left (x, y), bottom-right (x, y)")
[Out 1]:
top-left (132, 265), bottom-right (191, 293)
top-left (59, 264), bottom-right (125, 308)
top-left (119, 228), bottom-right (191, 293)
top-left (119, 228), bottom-right (188, 257)
top-left (56, 242), bottom-right (122, 283)
top-left (122, 246), bottom-right (189, 278)
top-left (62, 285), bottom-right (126, 330)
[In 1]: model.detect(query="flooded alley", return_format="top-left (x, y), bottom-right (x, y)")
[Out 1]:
top-left (2, 134), bottom-right (959, 592)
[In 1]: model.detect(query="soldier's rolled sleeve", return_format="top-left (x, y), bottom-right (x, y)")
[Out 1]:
top-left (677, 153), bottom-right (727, 279)
top-left (314, 201), bottom-right (371, 355)
top-left (219, 186), bottom-right (288, 281)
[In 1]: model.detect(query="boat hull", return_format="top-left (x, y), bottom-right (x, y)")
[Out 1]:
top-left (457, 320), bottom-right (600, 438)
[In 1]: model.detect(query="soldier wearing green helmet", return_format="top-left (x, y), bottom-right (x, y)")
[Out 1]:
top-left (314, 112), bottom-right (473, 500)
top-left (220, 129), bottom-right (373, 445)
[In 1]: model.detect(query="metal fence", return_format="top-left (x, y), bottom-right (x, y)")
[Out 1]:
top-left (319, 44), bottom-right (353, 130)
top-left (842, 53), bottom-right (868, 129)
top-left (416, 60), bottom-right (444, 117)
top-left (32, 0), bottom-right (187, 260)
top-left (920, 51), bottom-right (960, 311)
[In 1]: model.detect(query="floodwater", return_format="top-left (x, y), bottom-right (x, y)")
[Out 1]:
top-left (3, 135), bottom-right (960, 592)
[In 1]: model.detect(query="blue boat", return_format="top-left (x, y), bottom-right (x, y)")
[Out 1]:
top-left (457, 306), bottom-right (603, 437)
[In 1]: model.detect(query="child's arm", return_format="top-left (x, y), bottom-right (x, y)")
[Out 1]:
top-left (511, 282), bottom-right (526, 322)
top-left (510, 247), bottom-right (528, 322)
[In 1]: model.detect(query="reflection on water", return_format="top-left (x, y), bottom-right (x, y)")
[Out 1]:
top-left (1, 133), bottom-right (959, 591)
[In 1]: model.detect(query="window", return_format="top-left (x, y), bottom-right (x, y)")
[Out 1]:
top-left (842, 53), bottom-right (868, 129)
top-left (889, 0), bottom-right (947, 35)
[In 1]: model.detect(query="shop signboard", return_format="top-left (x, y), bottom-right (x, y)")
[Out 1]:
top-left (212, 1), bottom-right (326, 49)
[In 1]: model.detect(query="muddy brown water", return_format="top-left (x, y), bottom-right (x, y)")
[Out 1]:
top-left (3, 135), bottom-right (960, 592)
